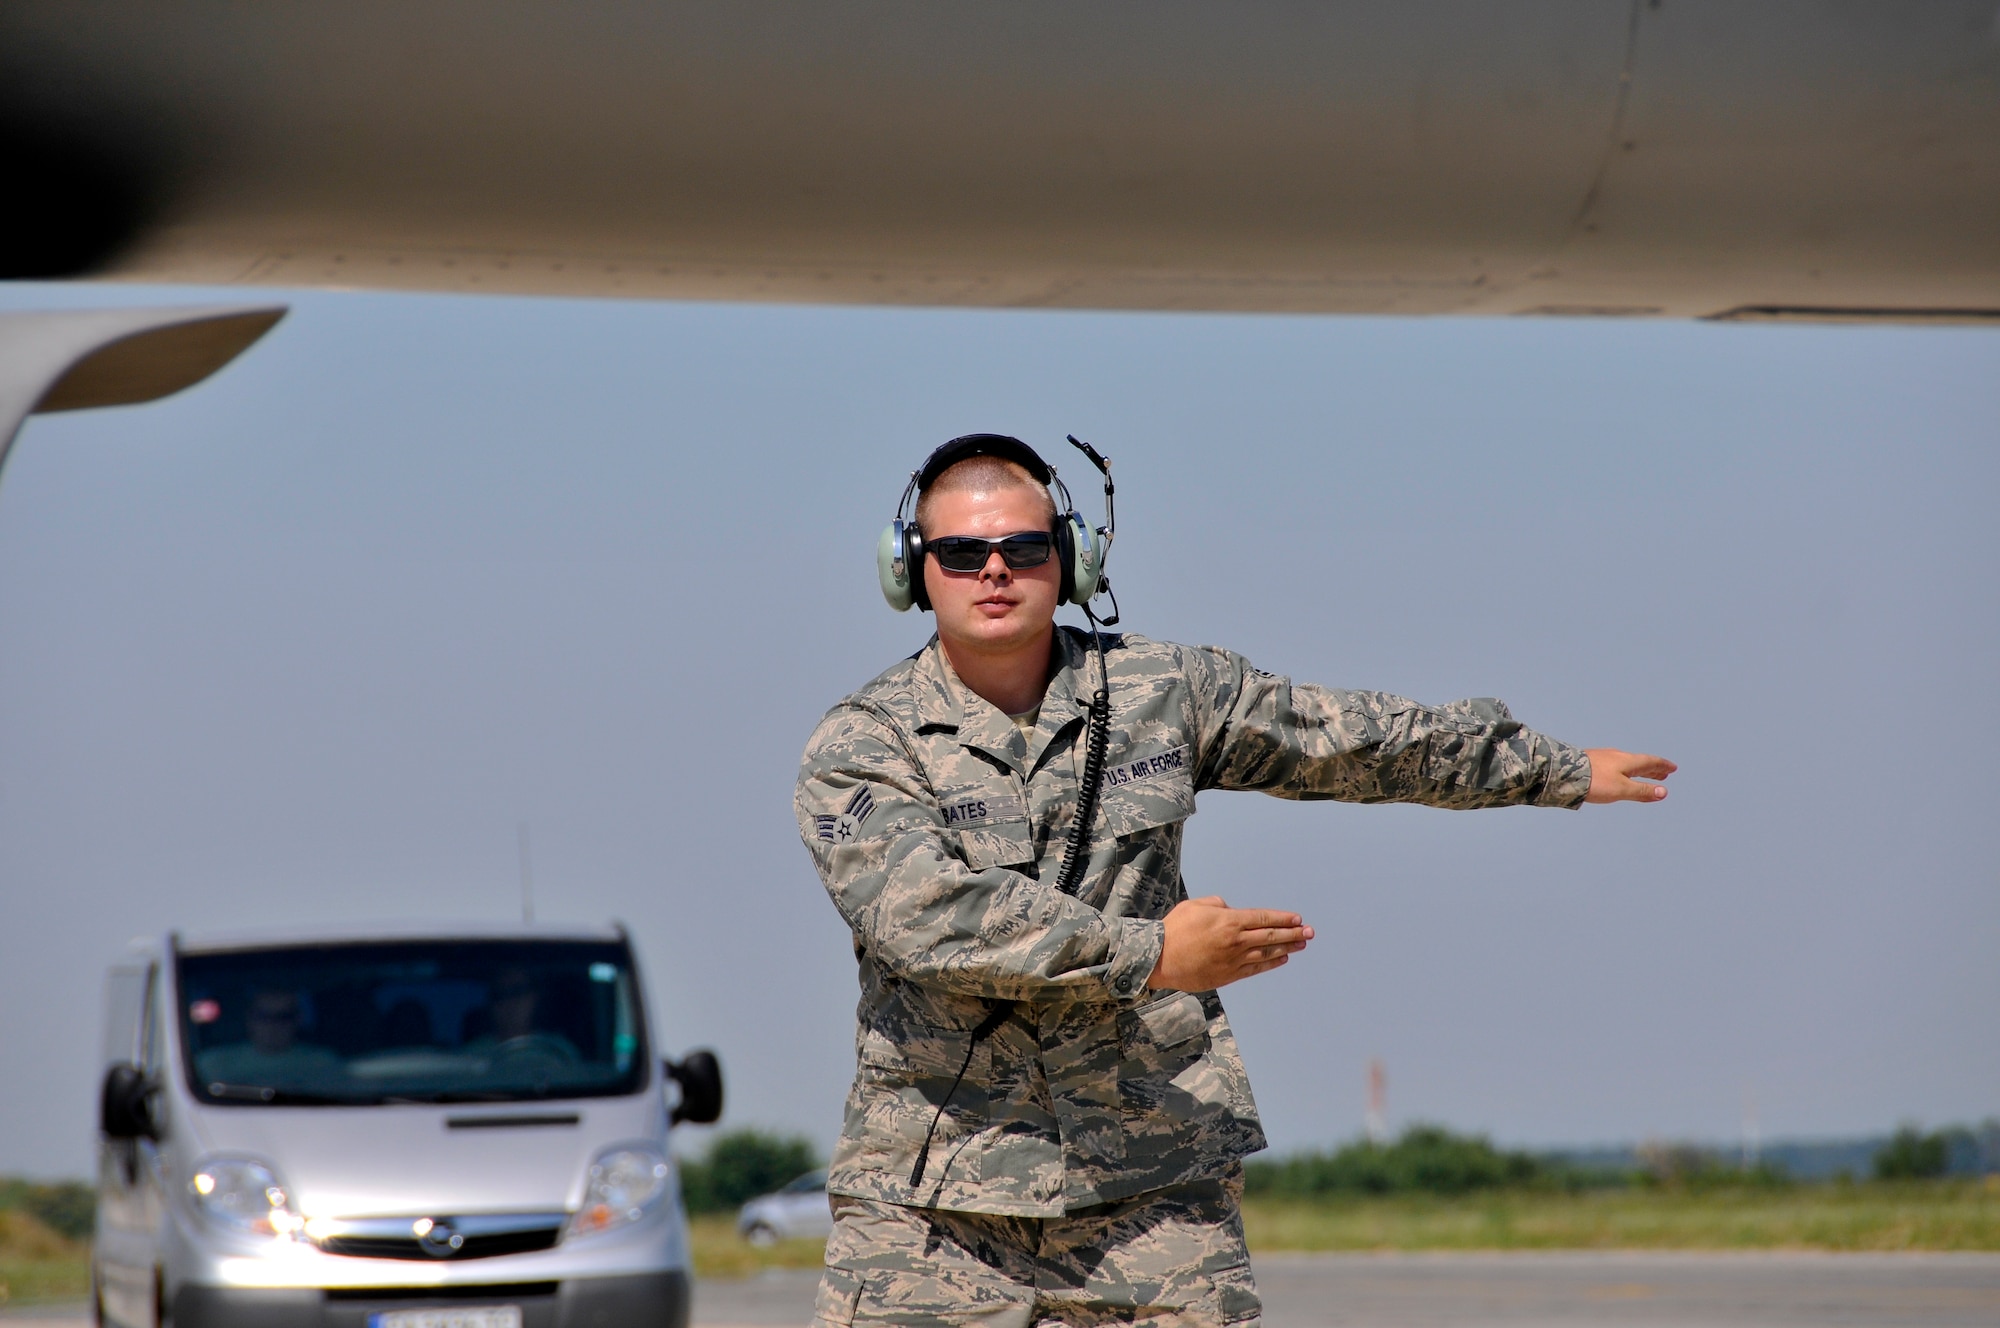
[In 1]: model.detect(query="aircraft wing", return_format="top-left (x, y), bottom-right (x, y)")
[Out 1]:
top-left (2, 2), bottom-right (1995, 319)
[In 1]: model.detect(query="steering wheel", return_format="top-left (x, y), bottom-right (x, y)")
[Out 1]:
top-left (491, 1033), bottom-right (580, 1064)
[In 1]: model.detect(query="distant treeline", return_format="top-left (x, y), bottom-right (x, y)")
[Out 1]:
top-left (1245, 1126), bottom-right (1567, 1198)
top-left (1868, 1123), bottom-right (1996, 1180)
top-left (0, 1178), bottom-right (94, 1241)
top-left (5, 1119), bottom-right (1991, 1233)
top-left (1552, 1121), bottom-right (2000, 1184)
top-left (1245, 1121), bottom-right (2000, 1198)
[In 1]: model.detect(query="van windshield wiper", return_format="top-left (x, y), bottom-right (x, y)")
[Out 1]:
top-left (203, 1082), bottom-right (350, 1105)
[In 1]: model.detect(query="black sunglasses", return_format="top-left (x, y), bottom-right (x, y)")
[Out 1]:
top-left (928, 531), bottom-right (1054, 573)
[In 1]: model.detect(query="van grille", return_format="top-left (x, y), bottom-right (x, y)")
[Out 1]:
top-left (325, 1284), bottom-right (560, 1302)
top-left (313, 1214), bottom-right (566, 1261)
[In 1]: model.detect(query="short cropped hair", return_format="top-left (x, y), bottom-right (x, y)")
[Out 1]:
top-left (914, 456), bottom-right (1058, 535)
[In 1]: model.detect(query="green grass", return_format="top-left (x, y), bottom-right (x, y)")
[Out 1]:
top-left (4, 1183), bottom-right (1993, 1301)
top-left (0, 1211), bottom-right (91, 1307)
top-left (0, 1255), bottom-right (92, 1309)
top-left (686, 1213), bottom-right (829, 1280)
top-left (1241, 1179), bottom-right (2000, 1253)
top-left (686, 1179), bottom-right (2000, 1277)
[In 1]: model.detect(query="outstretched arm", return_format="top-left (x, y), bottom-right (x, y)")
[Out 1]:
top-left (1185, 644), bottom-right (1594, 809)
top-left (1147, 651), bottom-right (1673, 993)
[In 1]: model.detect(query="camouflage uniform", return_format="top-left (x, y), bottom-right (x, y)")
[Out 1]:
top-left (814, 1173), bottom-right (1258, 1327)
top-left (796, 628), bottom-right (1590, 1322)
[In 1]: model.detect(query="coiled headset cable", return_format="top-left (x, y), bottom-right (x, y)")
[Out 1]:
top-left (1054, 610), bottom-right (1113, 898)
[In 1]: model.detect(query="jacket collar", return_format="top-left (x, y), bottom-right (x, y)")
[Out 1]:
top-left (910, 630), bottom-right (1092, 775)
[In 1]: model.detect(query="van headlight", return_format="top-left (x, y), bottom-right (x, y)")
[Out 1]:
top-left (566, 1146), bottom-right (670, 1239)
top-left (189, 1157), bottom-right (304, 1239)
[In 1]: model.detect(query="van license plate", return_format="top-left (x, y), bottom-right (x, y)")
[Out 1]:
top-left (369, 1308), bottom-right (521, 1328)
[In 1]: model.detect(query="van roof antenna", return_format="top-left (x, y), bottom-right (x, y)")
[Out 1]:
top-left (518, 821), bottom-right (535, 925)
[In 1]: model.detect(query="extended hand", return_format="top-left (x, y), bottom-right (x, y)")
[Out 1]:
top-left (1147, 896), bottom-right (1313, 992)
top-left (1584, 748), bottom-right (1677, 803)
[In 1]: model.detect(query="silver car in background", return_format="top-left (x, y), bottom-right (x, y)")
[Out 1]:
top-left (93, 922), bottom-right (722, 1328)
top-left (734, 1172), bottom-right (832, 1248)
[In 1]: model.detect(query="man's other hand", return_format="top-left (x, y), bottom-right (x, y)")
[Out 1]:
top-left (1584, 748), bottom-right (1677, 803)
top-left (1147, 896), bottom-right (1312, 992)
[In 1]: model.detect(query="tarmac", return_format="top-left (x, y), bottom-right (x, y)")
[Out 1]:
top-left (11, 1253), bottom-right (2000, 1327)
top-left (692, 1253), bottom-right (2000, 1326)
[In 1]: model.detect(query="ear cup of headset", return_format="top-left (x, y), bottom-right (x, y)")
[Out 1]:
top-left (1063, 511), bottom-right (1103, 605)
top-left (1052, 513), bottom-right (1077, 605)
top-left (877, 519), bottom-right (917, 612)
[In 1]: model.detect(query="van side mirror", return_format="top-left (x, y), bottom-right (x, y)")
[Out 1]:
top-left (100, 1063), bottom-right (157, 1140)
top-left (664, 1050), bottom-right (722, 1126)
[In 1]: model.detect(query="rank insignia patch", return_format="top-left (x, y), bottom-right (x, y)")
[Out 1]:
top-left (820, 785), bottom-right (876, 844)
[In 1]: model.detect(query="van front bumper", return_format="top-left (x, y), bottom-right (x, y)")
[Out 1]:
top-left (172, 1272), bottom-right (690, 1328)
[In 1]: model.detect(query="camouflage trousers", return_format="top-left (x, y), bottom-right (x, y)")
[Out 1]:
top-left (812, 1172), bottom-right (1260, 1328)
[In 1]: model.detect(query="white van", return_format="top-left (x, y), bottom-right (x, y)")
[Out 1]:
top-left (93, 923), bottom-right (721, 1328)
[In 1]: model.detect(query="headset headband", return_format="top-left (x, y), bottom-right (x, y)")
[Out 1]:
top-left (916, 434), bottom-right (1053, 490)
top-left (896, 434), bottom-right (1074, 526)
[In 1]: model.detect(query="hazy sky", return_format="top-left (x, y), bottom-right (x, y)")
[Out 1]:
top-left (1, 282), bottom-right (1994, 1180)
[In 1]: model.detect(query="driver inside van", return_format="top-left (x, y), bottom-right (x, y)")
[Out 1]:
top-left (464, 968), bottom-right (580, 1065)
top-left (196, 988), bottom-right (343, 1090)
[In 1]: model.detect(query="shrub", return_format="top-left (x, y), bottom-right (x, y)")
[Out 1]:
top-left (0, 1179), bottom-right (95, 1242)
top-left (1874, 1125), bottom-right (1950, 1180)
top-left (677, 1130), bottom-right (821, 1214)
top-left (1244, 1125), bottom-right (1541, 1198)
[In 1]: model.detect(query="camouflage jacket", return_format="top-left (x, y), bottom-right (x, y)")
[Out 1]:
top-left (795, 629), bottom-right (1591, 1217)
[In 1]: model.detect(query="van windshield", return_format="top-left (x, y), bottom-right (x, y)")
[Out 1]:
top-left (175, 940), bottom-right (647, 1106)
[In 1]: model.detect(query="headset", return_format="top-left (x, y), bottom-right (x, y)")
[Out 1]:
top-left (877, 433), bottom-right (1117, 621)
top-left (883, 433), bottom-right (1124, 1192)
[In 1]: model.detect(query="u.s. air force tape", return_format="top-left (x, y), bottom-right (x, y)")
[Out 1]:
top-left (1101, 744), bottom-right (1188, 789)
